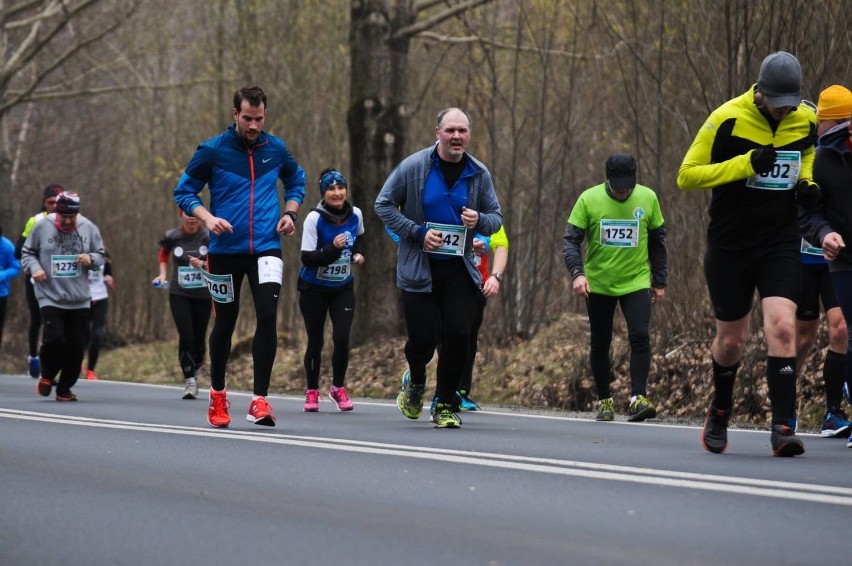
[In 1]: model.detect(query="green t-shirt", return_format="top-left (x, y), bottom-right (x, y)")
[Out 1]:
top-left (567, 182), bottom-right (664, 296)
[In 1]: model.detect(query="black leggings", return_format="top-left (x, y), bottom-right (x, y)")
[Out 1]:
top-left (586, 289), bottom-right (652, 399)
top-left (87, 298), bottom-right (108, 371)
top-left (829, 270), bottom-right (852, 394)
top-left (402, 258), bottom-right (478, 404)
top-left (26, 279), bottom-right (41, 357)
top-left (207, 251), bottom-right (281, 396)
top-left (298, 285), bottom-right (355, 390)
top-left (40, 306), bottom-right (90, 395)
top-left (169, 294), bottom-right (212, 380)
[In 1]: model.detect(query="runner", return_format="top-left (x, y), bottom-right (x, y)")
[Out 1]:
top-left (174, 85), bottom-right (306, 428)
top-left (678, 51), bottom-right (818, 457)
top-left (20, 191), bottom-right (105, 401)
top-left (298, 169), bottom-right (365, 412)
top-left (153, 210), bottom-right (211, 399)
top-left (563, 153), bottom-right (667, 422)
top-left (15, 184), bottom-right (62, 378)
top-left (795, 85), bottom-right (852, 439)
top-left (85, 250), bottom-right (114, 380)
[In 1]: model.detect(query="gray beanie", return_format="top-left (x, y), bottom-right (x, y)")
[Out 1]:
top-left (757, 51), bottom-right (802, 108)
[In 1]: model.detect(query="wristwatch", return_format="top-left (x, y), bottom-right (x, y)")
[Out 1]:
top-left (491, 272), bottom-right (503, 283)
top-left (283, 210), bottom-right (298, 222)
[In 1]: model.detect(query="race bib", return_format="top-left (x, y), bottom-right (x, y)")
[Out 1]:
top-left (425, 222), bottom-right (466, 256)
top-left (258, 256), bottom-right (283, 285)
top-left (800, 238), bottom-right (824, 257)
top-left (319, 255), bottom-right (351, 282)
top-left (51, 255), bottom-right (81, 278)
top-left (177, 266), bottom-right (205, 288)
top-left (599, 219), bottom-right (639, 248)
top-left (746, 150), bottom-right (801, 190)
top-left (201, 271), bottom-right (235, 303)
top-left (88, 269), bottom-right (103, 286)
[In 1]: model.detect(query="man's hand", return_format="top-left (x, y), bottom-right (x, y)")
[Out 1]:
top-left (473, 238), bottom-right (486, 257)
top-left (204, 216), bottom-right (234, 236)
top-left (794, 179), bottom-right (821, 209)
top-left (750, 145), bottom-right (777, 174)
top-left (822, 232), bottom-right (846, 260)
top-left (78, 253), bottom-right (93, 268)
top-left (651, 287), bottom-right (665, 304)
top-left (423, 228), bottom-right (443, 251)
top-left (32, 269), bottom-right (47, 283)
top-left (572, 274), bottom-right (590, 298)
top-left (276, 214), bottom-right (296, 237)
top-left (461, 207), bottom-right (478, 229)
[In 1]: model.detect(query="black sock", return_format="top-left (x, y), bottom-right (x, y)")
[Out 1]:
top-left (767, 356), bottom-right (796, 425)
top-left (712, 358), bottom-right (738, 411)
top-left (823, 350), bottom-right (845, 413)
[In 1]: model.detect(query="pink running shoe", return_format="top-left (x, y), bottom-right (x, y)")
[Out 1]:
top-left (328, 386), bottom-right (354, 411)
top-left (304, 389), bottom-right (319, 412)
top-left (246, 396), bottom-right (276, 426)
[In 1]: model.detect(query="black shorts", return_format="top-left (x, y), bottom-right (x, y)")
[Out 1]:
top-left (797, 261), bottom-right (838, 320)
top-left (704, 244), bottom-right (800, 322)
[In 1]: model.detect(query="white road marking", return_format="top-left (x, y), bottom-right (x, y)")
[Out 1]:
top-left (2, 408), bottom-right (850, 507)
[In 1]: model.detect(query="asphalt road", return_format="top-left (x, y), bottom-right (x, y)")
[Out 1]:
top-left (1, 374), bottom-right (849, 566)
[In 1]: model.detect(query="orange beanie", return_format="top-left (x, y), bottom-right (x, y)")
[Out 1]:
top-left (816, 85), bottom-right (852, 120)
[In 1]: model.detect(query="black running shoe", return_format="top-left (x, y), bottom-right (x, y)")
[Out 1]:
top-left (702, 404), bottom-right (730, 454)
top-left (770, 424), bottom-right (805, 457)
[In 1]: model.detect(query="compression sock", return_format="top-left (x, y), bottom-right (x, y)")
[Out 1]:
top-left (711, 358), bottom-right (738, 411)
top-left (767, 356), bottom-right (797, 425)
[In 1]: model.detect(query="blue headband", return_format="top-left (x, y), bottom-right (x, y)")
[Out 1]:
top-left (319, 170), bottom-right (347, 194)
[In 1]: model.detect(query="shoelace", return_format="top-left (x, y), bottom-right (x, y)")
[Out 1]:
top-left (211, 396), bottom-right (231, 415)
top-left (306, 390), bottom-right (320, 405)
top-left (253, 397), bottom-right (271, 416)
top-left (332, 387), bottom-right (349, 402)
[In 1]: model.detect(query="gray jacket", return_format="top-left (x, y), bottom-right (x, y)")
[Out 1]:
top-left (21, 213), bottom-right (105, 309)
top-left (375, 145), bottom-right (502, 292)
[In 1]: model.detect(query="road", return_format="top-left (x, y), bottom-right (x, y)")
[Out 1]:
top-left (1, 374), bottom-right (849, 565)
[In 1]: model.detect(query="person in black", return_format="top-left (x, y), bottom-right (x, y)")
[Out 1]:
top-left (678, 51), bottom-right (818, 457)
top-left (153, 210), bottom-right (212, 400)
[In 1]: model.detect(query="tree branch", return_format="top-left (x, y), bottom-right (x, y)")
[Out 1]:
top-left (6, 77), bottom-right (227, 102)
top-left (416, 30), bottom-right (588, 59)
top-left (392, 0), bottom-right (492, 41)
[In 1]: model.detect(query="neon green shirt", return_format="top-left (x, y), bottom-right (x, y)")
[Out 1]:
top-left (567, 183), bottom-right (664, 296)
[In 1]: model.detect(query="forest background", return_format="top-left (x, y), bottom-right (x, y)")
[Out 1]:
top-left (2, 0), bottom-right (851, 429)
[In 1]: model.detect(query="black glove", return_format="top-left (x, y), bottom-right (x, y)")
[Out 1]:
top-left (795, 179), bottom-right (821, 209)
top-left (750, 145), bottom-right (777, 174)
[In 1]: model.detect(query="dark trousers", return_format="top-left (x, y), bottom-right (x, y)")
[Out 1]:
top-left (87, 298), bottom-right (108, 371)
top-left (586, 289), bottom-right (652, 399)
top-left (298, 285), bottom-right (355, 390)
top-left (829, 271), bottom-right (852, 396)
top-left (169, 294), bottom-right (212, 380)
top-left (402, 258), bottom-right (478, 404)
top-left (40, 306), bottom-right (90, 395)
top-left (207, 251), bottom-right (281, 396)
top-left (26, 279), bottom-right (41, 356)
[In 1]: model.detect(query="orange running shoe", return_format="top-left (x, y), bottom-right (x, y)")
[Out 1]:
top-left (85, 370), bottom-right (99, 381)
top-left (207, 389), bottom-right (231, 428)
top-left (246, 396), bottom-right (276, 426)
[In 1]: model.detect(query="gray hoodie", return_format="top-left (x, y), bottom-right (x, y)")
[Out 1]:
top-left (375, 145), bottom-right (502, 292)
top-left (21, 213), bottom-right (105, 309)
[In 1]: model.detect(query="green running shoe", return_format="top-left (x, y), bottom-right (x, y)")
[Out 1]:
top-left (396, 369), bottom-right (424, 419)
top-left (431, 402), bottom-right (462, 428)
top-left (627, 394), bottom-right (657, 422)
top-left (596, 397), bottom-right (615, 421)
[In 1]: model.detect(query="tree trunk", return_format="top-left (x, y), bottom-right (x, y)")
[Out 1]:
top-left (347, 0), bottom-right (416, 343)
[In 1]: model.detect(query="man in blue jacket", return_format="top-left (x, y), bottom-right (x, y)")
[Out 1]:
top-left (375, 107), bottom-right (502, 428)
top-left (174, 85), bottom-right (306, 429)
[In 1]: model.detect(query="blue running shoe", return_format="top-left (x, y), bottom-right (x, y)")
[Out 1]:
top-left (28, 355), bottom-right (40, 379)
top-left (456, 390), bottom-right (480, 411)
top-left (820, 411), bottom-right (852, 438)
